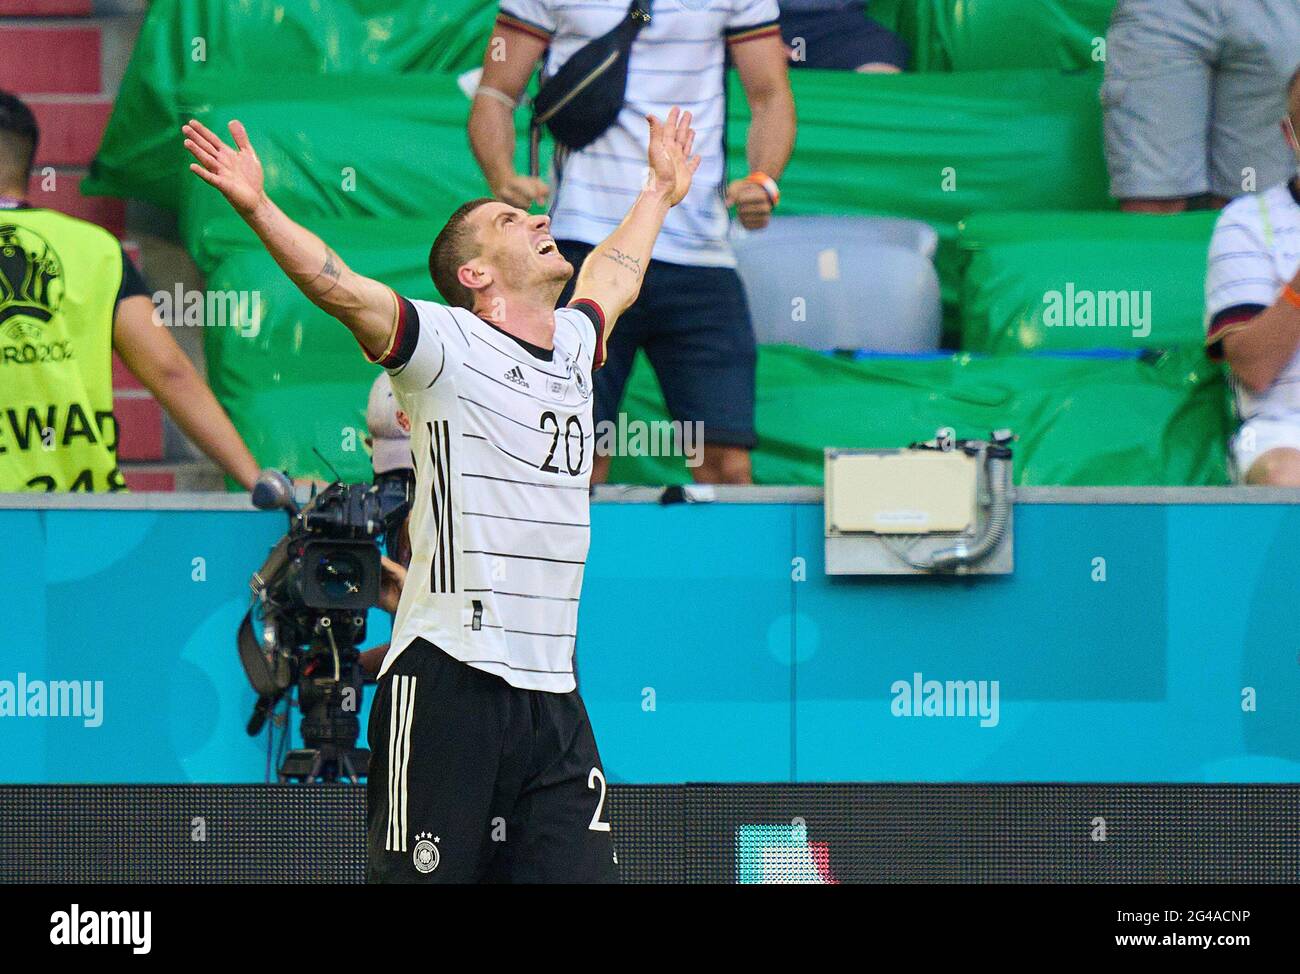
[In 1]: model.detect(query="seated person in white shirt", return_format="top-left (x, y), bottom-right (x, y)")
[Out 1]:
top-left (1204, 69), bottom-right (1300, 485)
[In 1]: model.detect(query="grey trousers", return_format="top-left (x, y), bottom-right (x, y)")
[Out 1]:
top-left (1103, 0), bottom-right (1300, 200)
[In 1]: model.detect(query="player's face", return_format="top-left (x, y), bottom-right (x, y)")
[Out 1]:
top-left (471, 202), bottom-right (573, 292)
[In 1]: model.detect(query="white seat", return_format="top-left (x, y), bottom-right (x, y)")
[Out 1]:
top-left (731, 216), bottom-right (942, 352)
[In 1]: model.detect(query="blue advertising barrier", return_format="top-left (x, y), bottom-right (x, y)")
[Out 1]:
top-left (2, 487), bottom-right (1299, 784)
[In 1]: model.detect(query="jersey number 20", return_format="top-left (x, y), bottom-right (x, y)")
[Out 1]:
top-left (539, 411), bottom-right (584, 477)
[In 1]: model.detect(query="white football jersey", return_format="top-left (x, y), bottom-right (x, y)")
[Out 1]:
top-left (373, 295), bottom-right (606, 692)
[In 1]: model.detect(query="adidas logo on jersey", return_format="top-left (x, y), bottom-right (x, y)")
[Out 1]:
top-left (505, 365), bottom-right (529, 388)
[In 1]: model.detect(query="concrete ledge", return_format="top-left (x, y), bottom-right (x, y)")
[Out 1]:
top-left (0, 491), bottom-right (259, 511)
top-left (4, 484), bottom-right (1300, 511)
top-left (1015, 485), bottom-right (1300, 505)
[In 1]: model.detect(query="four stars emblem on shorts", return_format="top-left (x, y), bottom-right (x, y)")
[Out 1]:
top-left (412, 832), bottom-right (441, 874)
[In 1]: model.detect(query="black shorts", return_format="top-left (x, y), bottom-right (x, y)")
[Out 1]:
top-left (557, 239), bottom-right (758, 450)
top-left (366, 639), bottom-right (619, 883)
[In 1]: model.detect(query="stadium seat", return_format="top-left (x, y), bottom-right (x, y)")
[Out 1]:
top-left (0, 0), bottom-right (91, 12)
top-left (166, 73), bottom-right (496, 273)
top-left (744, 213), bottom-right (938, 256)
top-left (111, 353), bottom-right (143, 391)
top-left (112, 393), bottom-right (165, 463)
top-left (29, 98), bottom-right (113, 167)
top-left (0, 24), bottom-right (100, 94)
top-left (732, 215), bottom-right (941, 352)
top-left (120, 469), bottom-right (177, 492)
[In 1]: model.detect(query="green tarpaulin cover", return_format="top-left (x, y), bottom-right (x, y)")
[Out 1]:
top-left (958, 211), bottom-right (1218, 354)
top-left (171, 74), bottom-right (512, 273)
top-left (84, 0), bottom-right (497, 209)
top-left (135, 67), bottom-right (1111, 308)
top-left (896, 0), bottom-right (1116, 72)
top-left (201, 219), bottom-right (447, 484)
top-left (611, 346), bottom-right (1231, 487)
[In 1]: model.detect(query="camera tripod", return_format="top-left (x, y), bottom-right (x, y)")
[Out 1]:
top-left (278, 625), bottom-right (371, 783)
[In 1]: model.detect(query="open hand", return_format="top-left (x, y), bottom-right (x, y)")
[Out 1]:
top-left (183, 118), bottom-right (266, 217)
top-left (645, 107), bottom-right (701, 207)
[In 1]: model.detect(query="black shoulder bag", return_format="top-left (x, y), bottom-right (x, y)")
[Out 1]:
top-left (529, 0), bottom-right (652, 176)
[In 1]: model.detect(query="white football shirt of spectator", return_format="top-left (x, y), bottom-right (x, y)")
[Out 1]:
top-left (1205, 180), bottom-right (1300, 422)
top-left (498, 0), bottom-right (781, 268)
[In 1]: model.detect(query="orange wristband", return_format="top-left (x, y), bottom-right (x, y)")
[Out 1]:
top-left (1284, 283), bottom-right (1300, 309)
top-left (745, 171), bottom-right (780, 208)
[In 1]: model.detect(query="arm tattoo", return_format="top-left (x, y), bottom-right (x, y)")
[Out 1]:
top-left (321, 247), bottom-right (343, 288)
top-left (316, 248), bottom-right (343, 296)
top-left (601, 247), bottom-right (642, 278)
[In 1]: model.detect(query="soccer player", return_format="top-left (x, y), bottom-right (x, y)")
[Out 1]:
top-left (182, 107), bottom-right (700, 882)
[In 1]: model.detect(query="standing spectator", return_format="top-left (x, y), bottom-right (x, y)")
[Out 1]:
top-left (780, 0), bottom-right (908, 73)
top-left (469, 0), bottom-right (795, 484)
top-left (0, 90), bottom-right (258, 492)
top-left (1103, 0), bottom-right (1300, 214)
top-left (1204, 70), bottom-right (1300, 485)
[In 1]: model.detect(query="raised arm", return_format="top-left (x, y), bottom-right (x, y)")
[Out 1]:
top-left (571, 109), bottom-right (700, 332)
top-left (182, 119), bottom-right (397, 359)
